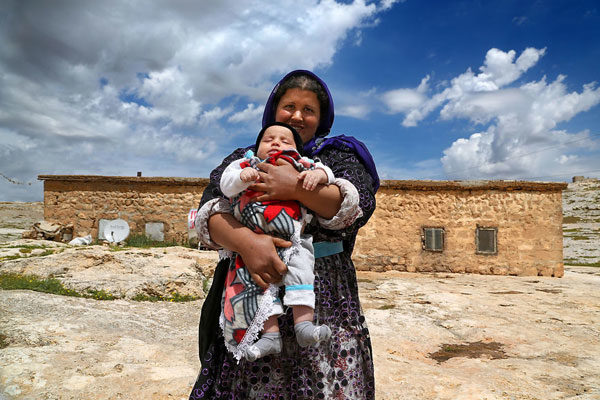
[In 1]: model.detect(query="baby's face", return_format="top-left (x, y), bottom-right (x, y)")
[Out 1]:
top-left (257, 125), bottom-right (297, 159)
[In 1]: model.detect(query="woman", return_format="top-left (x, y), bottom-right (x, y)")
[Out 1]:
top-left (190, 70), bottom-right (379, 399)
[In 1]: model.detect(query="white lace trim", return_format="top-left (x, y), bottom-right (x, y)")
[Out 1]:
top-left (218, 249), bottom-right (233, 260)
top-left (316, 178), bottom-right (363, 230)
top-left (221, 283), bottom-right (279, 363)
top-left (195, 198), bottom-right (232, 249)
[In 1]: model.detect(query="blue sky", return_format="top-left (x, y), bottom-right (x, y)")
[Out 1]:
top-left (1, 0), bottom-right (599, 201)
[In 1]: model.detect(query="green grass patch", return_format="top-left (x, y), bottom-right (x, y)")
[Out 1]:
top-left (562, 216), bottom-right (581, 224)
top-left (377, 304), bottom-right (395, 310)
top-left (0, 273), bottom-right (200, 301)
top-left (568, 235), bottom-right (590, 240)
top-left (564, 261), bottom-right (600, 267)
top-left (132, 292), bottom-right (198, 302)
top-left (0, 273), bottom-right (82, 297)
top-left (0, 255), bottom-right (25, 261)
top-left (124, 234), bottom-right (179, 248)
top-left (563, 228), bottom-right (580, 233)
top-left (86, 289), bottom-right (117, 300)
top-left (2, 244), bottom-right (52, 250)
top-left (0, 273), bottom-right (118, 300)
top-left (0, 248), bottom-right (56, 261)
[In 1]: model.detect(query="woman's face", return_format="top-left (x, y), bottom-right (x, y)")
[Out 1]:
top-left (275, 88), bottom-right (321, 144)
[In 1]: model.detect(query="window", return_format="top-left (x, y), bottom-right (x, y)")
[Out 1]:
top-left (476, 227), bottom-right (497, 254)
top-left (422, 227), bottom-right (444, 252)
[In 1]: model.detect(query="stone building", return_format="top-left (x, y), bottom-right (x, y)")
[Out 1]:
top-left (353, 180), bottom-right (567, 277)
top-left (38, 175), bottom-right (207, 245)
top-left (38, 175), bottom-right (567, 277)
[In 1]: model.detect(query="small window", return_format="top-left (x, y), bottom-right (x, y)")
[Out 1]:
top-left (476, 227), bottom-right (497, 254)
top-left (422, 227), bottom-right (444, 252)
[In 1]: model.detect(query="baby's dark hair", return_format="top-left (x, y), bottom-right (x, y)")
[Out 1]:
top-left (255, 122), bottom-right (304, 156)
top-left (271, 73), bottom-right (329, 131)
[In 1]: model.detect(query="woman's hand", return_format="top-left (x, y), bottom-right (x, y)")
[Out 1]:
top-left (208, 213), bottom-right (290, 288)
top-left (250, 162), bottom-right (343, 219)
top-left (250, 161), bottom-right (300, 202)
top-left (238, 234), bottom-right (291, 289)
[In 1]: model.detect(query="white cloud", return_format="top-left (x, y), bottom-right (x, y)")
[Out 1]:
top-left (337, 104), bottom-right (371, 119)
top-left (384, 47), bottom-right (600, 180)
top-left (382, 76), bottom-right (429, 115)
top-left (0, 0), bottom-right (396, 201)
top-left (228, 104), bottom-right (262, 124)
top-left (392, 47), bottom-right (546, 127)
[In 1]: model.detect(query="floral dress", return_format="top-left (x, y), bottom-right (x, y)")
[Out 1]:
top-left (190, 139), bottom-right (377, 400)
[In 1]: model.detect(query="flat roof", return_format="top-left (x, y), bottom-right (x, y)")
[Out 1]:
top-left (38, 175), bottom-right (567, 191)
top-left (38, 175), bottom-right (209, 186)
top-left (380, 179), bottom-right (567, 191)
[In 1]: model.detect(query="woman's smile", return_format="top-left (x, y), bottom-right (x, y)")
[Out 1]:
top-left (275, 88), bottom-right (321, 143)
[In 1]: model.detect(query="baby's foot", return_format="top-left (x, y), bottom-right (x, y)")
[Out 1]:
top-left (294, 321), bottom-right (332, 347)
top-left (244, 332), bottom-right (282, 362)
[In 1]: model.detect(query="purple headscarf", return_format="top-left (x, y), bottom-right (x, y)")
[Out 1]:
top-left (261, 70), bottom-right (380, 191)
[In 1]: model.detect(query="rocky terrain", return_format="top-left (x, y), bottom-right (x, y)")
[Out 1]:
top-left (1, 181), bottom-right (599, 399)
top-left (0, 202), bottom-right (43, 243)
top-left (562, 179), bottom-right (600, 266)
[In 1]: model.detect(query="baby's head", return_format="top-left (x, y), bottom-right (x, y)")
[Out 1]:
top-left (255, 122), bottom-right (304, 159)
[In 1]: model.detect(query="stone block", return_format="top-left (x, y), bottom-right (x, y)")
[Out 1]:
top-left (145, 222), bottom-right (164, 242)
top-left (98, 219), bottom-right (110, 241)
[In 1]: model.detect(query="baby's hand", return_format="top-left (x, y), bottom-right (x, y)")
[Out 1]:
top-left (240, 168), bottom-right (259, 183)
top-left (297, 169), bottom-right (328, 191)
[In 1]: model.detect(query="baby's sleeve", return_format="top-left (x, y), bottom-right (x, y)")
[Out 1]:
top-left (314, 161), bottom-right (335, 185)
top-left (220, 158), bottom-right (252, 198)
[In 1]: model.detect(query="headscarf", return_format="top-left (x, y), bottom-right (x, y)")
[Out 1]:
top-left (261, 70), bottom-right (380, 191)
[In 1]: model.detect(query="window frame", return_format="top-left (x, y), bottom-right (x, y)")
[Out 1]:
top-left (475, 226), bottom-right (498, 255)
top-left (422, 227), bottom-right (445, 252)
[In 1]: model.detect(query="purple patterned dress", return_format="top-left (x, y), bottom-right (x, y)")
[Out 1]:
top-left (189, 139), bottom-right (377, 400)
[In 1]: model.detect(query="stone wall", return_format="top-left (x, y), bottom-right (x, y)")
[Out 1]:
top-left (39, 175), bottom-right (208, 245)
top-left (353, 180), bottom-right (567, 277)
top-left (38, 175), bottom-right (567, 276)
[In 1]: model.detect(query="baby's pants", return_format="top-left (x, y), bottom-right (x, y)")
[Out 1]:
top-left (271, 234), bottom-right (315, 315)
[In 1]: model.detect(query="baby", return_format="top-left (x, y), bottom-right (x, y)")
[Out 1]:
top-left (219, 122), bottom-right (334, 361)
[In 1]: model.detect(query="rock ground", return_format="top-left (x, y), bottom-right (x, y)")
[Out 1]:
top-left (1, 269), bottom-right (599, 400)
top-left (0, 202), bottom-right (42, 243)
top-left (1, 182), bottom-right (600, 399)
top-left (0, 241), bottom-right (216, 300)
top-left (562, 180), bottom-right (600, 266)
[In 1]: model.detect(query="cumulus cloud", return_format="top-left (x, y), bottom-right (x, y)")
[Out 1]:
top-left (382, 76), bottom-right (429, 115)
top-left (337, 104), bottom-right (371, 119)
top-left (228, 104), bottom-right (263, 124)
top-left (0, 0), bottom-right (395, 201)
top-left (383, 47), bottom-right (600, 180)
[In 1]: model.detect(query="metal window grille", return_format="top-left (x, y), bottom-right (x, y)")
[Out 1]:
top-left (476, 227), bottom-right (497, 254)
top-left (423, 228), bottom-right (444, 251)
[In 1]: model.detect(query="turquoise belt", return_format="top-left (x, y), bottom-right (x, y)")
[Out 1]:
top-left (314, 241), bottom-right (344, 258)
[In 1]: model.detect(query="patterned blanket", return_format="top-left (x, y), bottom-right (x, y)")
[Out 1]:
top-left (221, 149), bottom-right (316, 360)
